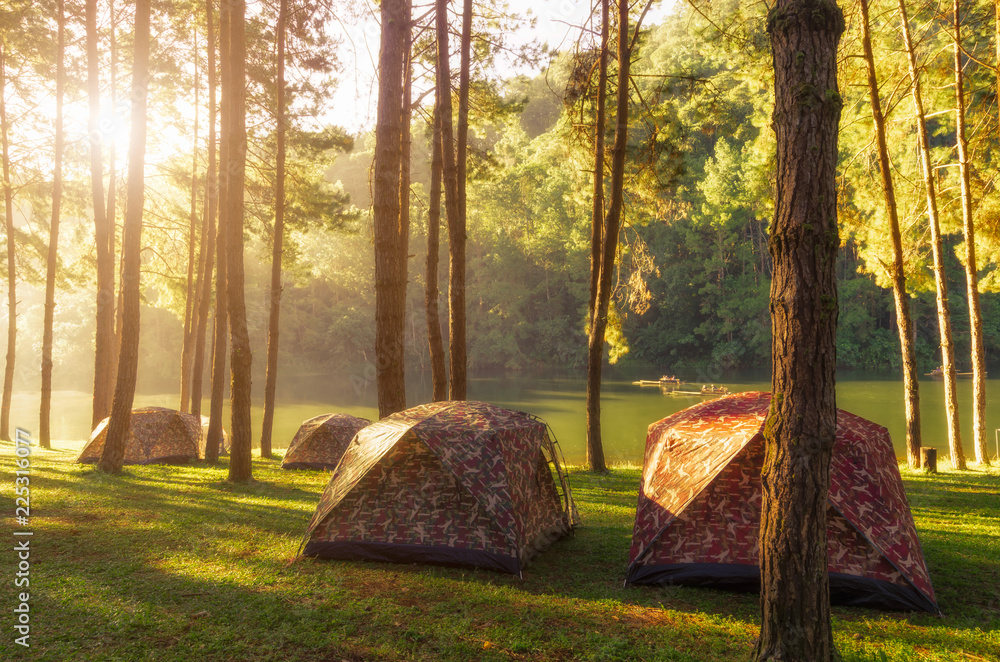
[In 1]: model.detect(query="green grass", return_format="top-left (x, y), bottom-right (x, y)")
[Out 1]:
top-left (1, 440), bottom-right (998, 661)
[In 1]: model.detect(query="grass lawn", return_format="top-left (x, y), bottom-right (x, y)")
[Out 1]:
top-left (1, 439), bottom-right (998, 661)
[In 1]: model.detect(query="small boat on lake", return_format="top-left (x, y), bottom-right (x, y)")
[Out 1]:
top-left (700, 385), bottom-right (729, 396)
top-left (633, 375), bottom-right (684, 388)
top-left (926, 366), bottom-right (977, 380)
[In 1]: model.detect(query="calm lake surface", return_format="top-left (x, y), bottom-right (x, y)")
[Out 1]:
top-left (12, 367), bottom-right (1000, 466)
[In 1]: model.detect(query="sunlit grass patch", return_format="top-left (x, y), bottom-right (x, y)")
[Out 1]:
top-left (0, 447), bottom-right (996, 660)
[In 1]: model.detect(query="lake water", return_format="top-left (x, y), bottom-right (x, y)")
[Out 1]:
top-left (10, 367), bottom-right (1000, 466)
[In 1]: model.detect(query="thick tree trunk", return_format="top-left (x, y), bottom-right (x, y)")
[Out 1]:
top-left (180, 29), bottom-right (200, 414)
top-left (0, 48), bottom-right (15, 443)
top-left (953, 0), bottom-right (983, 469)
top-left (226, 0), bottom-right (253, 482)
top-left (896, 0), bottom-right (962, 470)
top-left (585, 0), bottom-right (611, 474)
top-left (40, 0), bottom-right (66, 450)
top-left (755, 1), bottom-right (844, 659)
top-left (191, 0), bottom-right (218, 419)
top-left (426, 106), bottom-right (447, 401)
top-left (373, 0), bottom-right (410, 418)
top-left (859, 0), bottom-right (921, 469)
top-left (260, 0), bottom-right (287, 459)
top-left (87, 0), bottom-right (115, 429)
top-left (98, 0), bottom-right (151, 474)
top-left (205, 0), bottom-right (230, 465)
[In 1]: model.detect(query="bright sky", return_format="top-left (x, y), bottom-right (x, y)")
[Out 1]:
top-left (328, 0), bottom-right (673, 134)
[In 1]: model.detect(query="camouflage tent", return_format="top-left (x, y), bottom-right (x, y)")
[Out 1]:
top-left (281, 413), bottom-right (370, 470)
top-left (627, 392), bottom-right (938, 613)
top-left (301, 401), bottom-right (579, 576)
top-left (78, 407), bottom-right (201, 465)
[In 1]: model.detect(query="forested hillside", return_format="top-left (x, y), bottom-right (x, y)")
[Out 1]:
top-left (4, 0), bottom-right (1000, 395)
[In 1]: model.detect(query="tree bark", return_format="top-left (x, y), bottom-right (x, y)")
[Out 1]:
top-left (585, 0), bottom-right (611, 474)
top-left (98, 0), bottom-right (152, 474)
top-left (40, 0), bottom-right (66, 450)
top-left (859, 0), bottom-right (921, 469)
top-left (87, 0), bottom-right (115, 429)
top-left (373, 0), bottom-right (410, 418)
top-left (191, 0), bottom-right (218, 419)
top-left (260, 0), bottom-right (287, 459)
top-left (755, 1), bottom-right (843, 659)
top-left (953, 0), bottom-right (982, 469)
top-left (447, 0), bottom-right (472, 402)
top-left (0, 47), bottom-right (15, 443)
top-left (105, 0), bottom-right (121, 412)
top-left (225, 0), bottom-right (253, 482)
top-left (398, 11), bottom-right (413, 381)
top-left (896, 0), bottom-right (962, 471)
top-left (426, 105), bottom-right (447, 401)
top-left (436, 0), bottom-right (462, 405)
top-left (180, 27), bottom-right (200, 415)
top-left (205, 0), bottom-right (230, 465)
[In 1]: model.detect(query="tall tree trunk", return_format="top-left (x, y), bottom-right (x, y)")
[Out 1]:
top-left (225, 0), bottom-right (253, 482)
top-left (105, 0), bottom-right (121, 410)
top-left (98, 0), bottom-right (152, 474)
top-left (897, 0), bottom-right (961, 470)
top-left (40, 0), bottom-right (66, 450)
top-left (205, 0), bottom-right (230, 465)
top-left (437, 0), bottom-right (461, 405)
top-left (399, 12), bottom-right (413, 387)
top-left (585, 0), bottom-right (611, 474)
top-left (191, 0), bottom-right (218, 419)
top-left (260, 0), bottom-right (287, 459)
top-left (447, 0), bottom-right (472, 401)
top-left (953, 0), bottom-right (982, 469)
top-left (373, 0), bottom-right (410, 418)
top-left (426, 105), bottom-right (447, 401)
top-left (88, 0), bottom-right (114, 429)
top-left (180, 28), bottom-right (200, 414)
top-left (755, 1), bottom-right (844, 659)
top-left (587, 0), bottom-right (633, 475)
top-left (859, 0), bottom-right (921, 469)
top-left (0, 47), bottom-right (15, 443)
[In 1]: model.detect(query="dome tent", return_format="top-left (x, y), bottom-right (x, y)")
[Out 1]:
top-left (78, 406), bottom-right (201, 465)
top-left (300, 401), bottom-right (578, 577)
top-left (627, 391), bottom-right (939, 613)
top-left (281, 413), bottom-right (371, 470)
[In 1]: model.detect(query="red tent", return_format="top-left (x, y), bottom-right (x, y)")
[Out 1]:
top-left (627, 391), bottom-right (938, 613)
